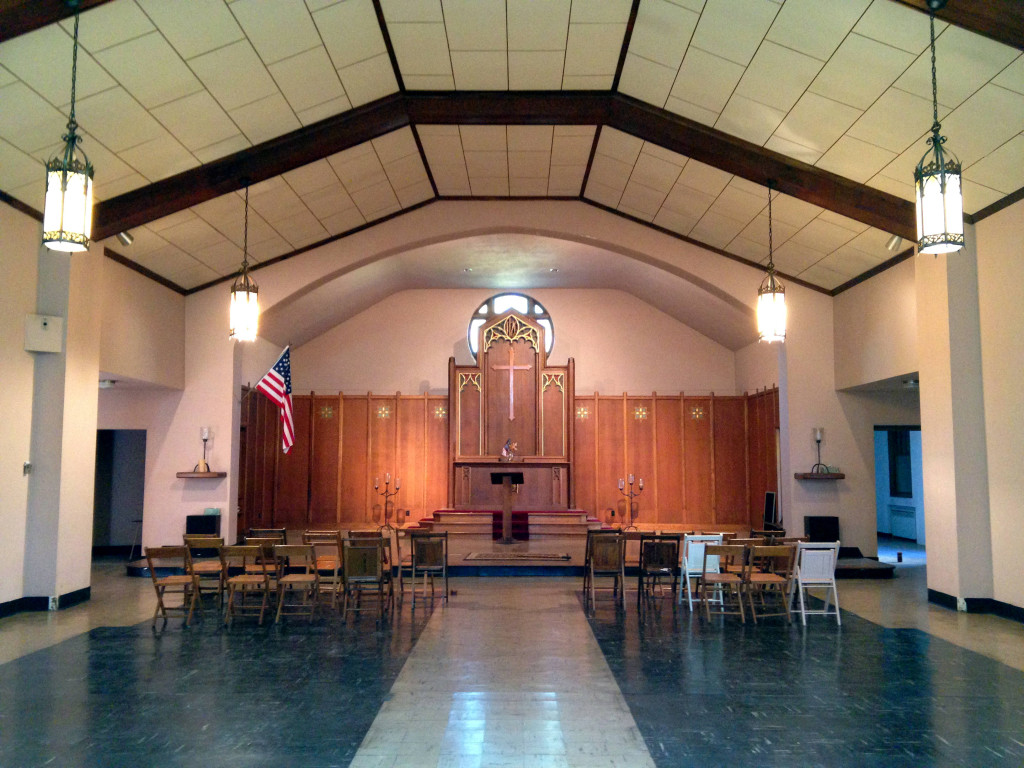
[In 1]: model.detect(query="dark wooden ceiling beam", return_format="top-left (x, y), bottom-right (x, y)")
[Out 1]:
top-left (0, 0), bottom-right (114, 43)
top-left (404, 90), bottom-right (610, 125)
top-left (891, 0), bottom-right (1024, 51)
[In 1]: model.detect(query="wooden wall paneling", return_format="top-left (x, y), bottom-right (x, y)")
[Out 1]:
top-left (654, 396), bottom-right (683, 527)
top-left (239, 388), bottom-right (255, 534)
top-left (484, 340), bottom-right (537, 456)
top-left (457, 368), bottom-right (483, 458)
top-left (572, 394), bottom-right (597, 516)
top-left (747, 392), bottom-right (766, 527)
top-left (274, 395), bottom-right (312, 530)
top-left (566, 359), bottom-right (575, 508)
top-left (682, 397), bottom-right (713, 524)
top-left (339, 396), bottom-right (369, 524)
top-left (425, 396), bottom-right (449, 516)
top-left (713, 396), bottom-right (748, 526)
top-left (625, 397), bottom-right (655, 526)
top-left (310, 395), bottom-right (340, 528)
top-left (540, 368), bottom-right (566, 458)
top-left (368, 395), bottom-right (398, 525)
top-left (259, 392), bottom-right (277, 531)
top-left (396, 396), bottom-right (426, 523)
top-left (335, 393), bottom-right (344, 527)
top-left (597, 397), bottom-right (625, 523)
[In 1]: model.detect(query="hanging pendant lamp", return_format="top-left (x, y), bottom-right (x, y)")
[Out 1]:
top-left (229, 186), bottom-right (259, 341)
top-left (43, 1), bottom-right (94, 252)
top-left (913, 0), bottom-right (963, 254)
top-left (757, 181), bottom-right (786, 344)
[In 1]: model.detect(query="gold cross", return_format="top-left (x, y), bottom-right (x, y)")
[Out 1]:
top-left (491, 345), bottom-right (532, 420)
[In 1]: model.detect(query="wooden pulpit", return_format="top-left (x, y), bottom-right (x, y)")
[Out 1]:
top-left (491, 471), bottom-right (525, 544)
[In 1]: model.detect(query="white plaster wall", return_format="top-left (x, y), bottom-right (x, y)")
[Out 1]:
top-left (735, 339), bottom-right (780, 394)
top-left (976, 197), bottom-right (1024, 609)
top-left (0, 205), bottom-right (40, 604)
top-left (834, 258), bottom-right (918, 389)
top-left (293, 289), bottom-right (739, 395)
top-left (99, 259), bottom-right (185, 389)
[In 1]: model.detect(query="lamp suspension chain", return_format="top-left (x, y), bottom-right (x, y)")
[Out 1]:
top-left (767, 183), bottom-right (774, 269)
top-left (242, 185), bottom-right (250, 269)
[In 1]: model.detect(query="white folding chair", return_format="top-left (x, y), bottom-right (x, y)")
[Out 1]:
top-left (679, 533), bottom-right (723, 609)
top-left (792, 541), bottom-right (841, 625)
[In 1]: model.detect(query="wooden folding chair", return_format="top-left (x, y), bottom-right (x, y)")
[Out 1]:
top-left (341, 537), bottom-right (390, 621)
top-left (745, 544), bottom-right (796, 623)
top-left (409, 530), bottom-right (448, 607)
top-left (586, 532), bottom-right (625, 610)
top-left (183, 534), bottom-right (225, 610)
top-left (145, 546), bottom-right (200, 627)
top-left (221, 545), bottom-right (274, 626)
top-left (274, 544), bottom-right (320, 623)
top-left (700, 544), bottom-right (746, 623)
top-left (302, 530), bottom-right (343, 611)
top-left (637, 533), bottom-right (681, 606)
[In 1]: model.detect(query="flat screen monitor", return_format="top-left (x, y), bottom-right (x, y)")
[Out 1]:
top-left (763, 491), bottom-right (777, 527)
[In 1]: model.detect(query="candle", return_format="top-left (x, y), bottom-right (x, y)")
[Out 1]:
top-left (374, 477), bottom-right (379, 489)
top-left (395, 478), bottom-right (401, 490)
top-left (628, 474), bottom-right (634, 484)
top-left (638, 478), bottom-right (644, 490)
top-left (814, 427), bottom-right (824, 442)
top-left (618, 478), bottom-right (625, 490)
top-left (385, 472), bottom-right (390, 483)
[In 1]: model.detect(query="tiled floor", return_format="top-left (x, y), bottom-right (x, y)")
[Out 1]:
top-left (1, 558), bottom-right (1023, 767)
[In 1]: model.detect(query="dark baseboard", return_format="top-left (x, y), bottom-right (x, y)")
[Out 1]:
top-left (0, 586), bottom-right (91, 618)
top-left (928, 589), bottom-right (1024, 624)
top-left (92, 545), bottom-right (134, 558)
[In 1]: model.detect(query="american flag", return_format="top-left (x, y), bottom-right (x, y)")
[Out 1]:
top-left (256, 346), bottom-right (294, 454)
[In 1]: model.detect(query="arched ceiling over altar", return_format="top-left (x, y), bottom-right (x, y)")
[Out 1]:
top-left (2, 0), bottom-right (1022, 302)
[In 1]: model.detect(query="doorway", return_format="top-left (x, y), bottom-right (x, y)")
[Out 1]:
top-left (874, 425), bottom-right (925, 564)
top-left (93, 429), bottom-right (146, 558)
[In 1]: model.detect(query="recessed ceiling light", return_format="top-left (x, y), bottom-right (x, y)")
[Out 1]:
top-left (464, 268), bottom-right (473, 272)
top-left (549, 268), bottom-right (558, 273)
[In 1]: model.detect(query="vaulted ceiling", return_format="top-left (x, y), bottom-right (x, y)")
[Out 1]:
top-left (1, 0), bottom-right (1022, 297)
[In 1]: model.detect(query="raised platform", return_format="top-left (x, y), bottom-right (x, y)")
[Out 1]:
top-left (419, 509), bottom-right (603, 540)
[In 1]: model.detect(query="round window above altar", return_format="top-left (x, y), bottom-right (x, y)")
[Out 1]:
top-left (469, 293), bottom-right (553, 358)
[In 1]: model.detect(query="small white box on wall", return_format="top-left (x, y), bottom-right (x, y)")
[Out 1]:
top-left (24, 314), bottom-right (64, 353)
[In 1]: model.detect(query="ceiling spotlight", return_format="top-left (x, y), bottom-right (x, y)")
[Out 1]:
top-left (98, 379), bottom-right (117, 389)
top-left (549, 268), bottom-right (559, 273)
top-left (885, 234), bottom-right (903, 253)
top-left (464, 268), bottom-right (473, 272)
top-left (116, 231), bottom-right (134, 247)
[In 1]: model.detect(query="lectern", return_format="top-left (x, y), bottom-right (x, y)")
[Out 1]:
top-left (490, 472), bottom-right (524, 544)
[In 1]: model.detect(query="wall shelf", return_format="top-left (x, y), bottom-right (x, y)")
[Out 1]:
top-left (794, 472), bottom-right (845, 480)
top-left (176, 471), bottom-right (227, 479)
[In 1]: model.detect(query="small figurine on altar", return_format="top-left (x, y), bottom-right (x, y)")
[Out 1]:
top-left (501, 439), bottom-right (518, 461)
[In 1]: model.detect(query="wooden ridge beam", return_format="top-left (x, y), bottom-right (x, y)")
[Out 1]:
top-left (891, 0), bottom-right (1024, 52)
top-left (0, 0), bottom-right (114, 43)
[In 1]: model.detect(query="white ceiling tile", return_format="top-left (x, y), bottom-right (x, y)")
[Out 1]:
top-left (469, 176), bottom-right (509, 196)
top-left (314, 0), bottom-right (387, 70)
top-left (715, 95), bottom-right (786, 146)
top-left (404, 74), bottom-right (456, 89)
top-left (896, 26), bottom-right (1020, 110)
top-left (373, 127), bottom-right (419, 163)
top-left (853, 0), bottom-right (935, 54)
top-left (735, 41), bottom-right (823, 113)
top-left (275, 209), bottom-right (330, 248)
top-left (64, 131), bottom-right (137, 182)
top-left (269, 47), bottom-right (345, 113)
top-left (652, 206), bottom-right (700, 236)
top-left (510, 177), bottom-right (549, 196)
top-left (993, 55), bottom-right (1024, 96)
top-left (551, 134), bottom-right (593, 165)
top-left (388, 23), bottom-right (452, 75)
top-left (629, 0), bottom-right (698, 69)
top-left (939, 84), bottom-right (1024, 168)
top-left (671, 48), bottom-right (743, 114)
top-left (0, 82), bottom-right (67, 153)
top-left (816, 136), bottom-right (896, 184)
top-left (332, 150), bottom-right (387, 191)
top-left (768, 194), bottom-right (824, 228)
top-left (564, 23), bottom-right (626, 76)
top-left (797, 262), bottom-right (847, 290)
top-left (6, 181), bottom-right (43, 211)
top-left (151, 91), bottom-right (239, 152)
top-left (727, 236), bottom-right (769, 263)
top-left (709, 185), bottom-right (766, 222)
top-left (508, 125), bottom-right (553, 151)
top-left (675, 159), bottom-right (731, 196)
top-left (618, 54), bottom-right (675, 108)
top-left (395, 179), bottom-right (434, 206)
top-left (230, 92), bottom-right (300, 145)
top-left (0, 26), bottom-right (115, 106)
top-left (417, 124), bottom-right (460, 137)
top-left (508, 0), bottom-right (570, 50)
top-left (158, 216), bottom-right (225, 251)
top-left (809, 34), bottom-right (915, 111)
top-left (321, 207), bottom-right (367, 236)
top-left (297, 95), bottom-right (353, 125)
top-left (383, 153), bottom-right (430, 188)
top-left (169, 263), bottom-right (222, 290)
top-left (430, 164), bottom-right (472, 194)
top-left (94, 171), bottom-right (149, 201)
top-left (302, 184), bottom-right (356, 219)
top-left (64, 2), bottom-right (154, 53)
top-left (97, 32), bottom-right (203, 109)
top-left (75, 87), bottom-right (167, 153)
top-left (509, 51), bottom-right (565, 90)
top-left (190, 41), bottom-right (278, 111)
top-left (846, 87), bottom-right (940, 154)
top-left (690, 210), bottom-right (747, 248)
top-left (790, 218), bottom-right (858, 253)
top-left (766, 0), bottom-right (870, 62)
top-left (380, 0), bottom-right (443, 23)
top-left (119, 135), bottom-right (197, 181)
top-left (763, 135), bottom-right (822, 165)
top-left (664, 96), bottom-right (719, 127)
top-left (964, 134), bottom-right (1024, 195)
top-left (584, 179), bottom-right (625, 208)
top-left (570, 0), bottom-right (633, 23)
top-left (443, 0), bottom-right (506, 51)
top-left (0, 137), bottom-right (44, 190)
top-left (194, 238), bottom-right (245, 272)
top-left (561, 74), bottom-right (613, 89)
top-left (597, 127), bottom-right (643, 164)
top-left (619, 204), bottom-right (656, 221)
top-left (0, 67), bottom-right (13, 88)
top-left (817, 210), bottom-right (870, 235)
top-left (460, 126), bottom-right (506, 151)
top-left (135, 244), bottom-right (206, 278)
top-left (250, 185), bottom-right (308, 224)
top-left (772, 93), bottom-right (862, 154)
top-left (136, 0), bottom-right (244, 59)
top-left (588, 154), bottom-right (632, 195)
top-left (736, 213), bottom-right (798, 248)
top-left (662, 184), bottom-right (716, 219)
top-left (284, 160), bottom-right (340, 196)
top-left (247, 234), bottom-right (292, 262)
top-left (509, 150), bottom-right (550, 178)
top-left (339, 53), bottom-right (399, 106)
top-left (231, 0), bottom-right (321, 65)
top-left (771, 240), bottom-right (825, 273)
top-left (107, 226), bottom-right (168, 258)
top-left (824, 245), bottom-right (887, 274)
top-left (191, 191), bottom-right (244, 233)
top-left (640, 142), bottom-right (686, 165)
top-left (147, 209), bottom-right (197, 233)
top-left (465, 150), bottom-right (508, 178)
top-left (631, 151), bottom-right (683, 192)
top-left (452, 51), bottom-right (508, 90)
top-left (194, 134), bottom-right (251, 163)
top-left (547, 164), bottom-right (585, 195)
top-left (619, 181), bottom-right (668, 217)
top-left (961, 179), bottom-right (1005, 214)
top-left (691, 0), bottom-right (781, 67)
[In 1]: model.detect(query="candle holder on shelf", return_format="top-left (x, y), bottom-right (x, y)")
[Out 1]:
top-left (617, 474), bottom-right (644, 531)
top-left (811, 428), bottom-right (828, 474)
top-left (374, 473), bottom-right (400, 533)
top-left (195, 427), bottom-right (211, 472)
